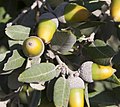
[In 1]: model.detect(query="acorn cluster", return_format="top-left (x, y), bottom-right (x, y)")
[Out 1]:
top-left (22, 2), bottom-right (90, 58)
top-left (21, 1), bottom-right (117, 107)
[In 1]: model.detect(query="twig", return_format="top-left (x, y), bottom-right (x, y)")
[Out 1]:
top-left (55, 55), bottom-right (76, 76)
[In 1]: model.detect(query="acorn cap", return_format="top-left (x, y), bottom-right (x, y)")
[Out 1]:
top-left (68, 76), bottom-right (85, 89)
top-left (39, 12), bottom-right (59, 28)
top-left (79, 61), bottom-right (93, 83)
top-left (54, 2), bottom-right (68, 23)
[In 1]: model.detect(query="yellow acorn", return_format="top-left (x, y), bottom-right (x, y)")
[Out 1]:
top-left (80, 61), bottom-right (116, 81)
top-left (69, 88), bottom-right (84, 107)
top-left (37, 13), bottom-right (59, 43)
top-left (54, 2), bottom-right (90, 23)
top-left (92, 63), bottom-right (116, 80)
top-left (110, 0), bottom-right (120, 22)
top-left (22, 36), bottom-right (44, 57)
top-left (68, 76), bottom-right (84, 107)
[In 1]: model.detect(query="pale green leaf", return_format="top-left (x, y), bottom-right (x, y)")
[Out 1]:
top-left (0, 7), bottom-right (11, 23)
top-left (5, 25), bottom-right (30, 40)
top-left (3, 50), bottom-right (25, 71)
top-left (51, 31), bottom-right (76, 53)
top-left (54, 77), bottom-right (70, 107)
top-left (8, 40), bottom-right (23, 47)
top-left (0, 7), bottom-right (5, 20)
top-left (8, 40), bottom-right (23, 50)
top-left (0, 51), bottom-right (10, 62)
top-left (18, 63), bottom-right (56, 83)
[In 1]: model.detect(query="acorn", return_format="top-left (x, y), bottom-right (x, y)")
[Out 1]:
top-left (68, 76), bottom-right (85, 107)
top-left (80, 61), bottom-right (116, 81)
top-left (54, 2), bottom-right (90, 23)
top-left (37, 13), bottom-right (59, 43)
top-left (22, 36), bottom-right (45, 58)
top-left (110, 0), bottom-right (120, 22)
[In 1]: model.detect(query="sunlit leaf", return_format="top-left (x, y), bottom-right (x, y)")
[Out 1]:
top-left (0, 7), bottom-right (11, 23)
top-left (3, 50), bottom-right (25, 71)
top-left (0, 51), bottom-right (10, 62)
top-left (54, 77), bottom-right (70, 107)
top-left (8, 40), bottom-right (23, 47)
top-left (5, 25), bottom-right (30, 40)
top-left (18, 63), bottom-right (56, 83)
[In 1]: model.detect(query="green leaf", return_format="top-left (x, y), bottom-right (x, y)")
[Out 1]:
top-left (18, 63), bottom-right (56, 83)
top-left (0, 7), bottom-right (5, 20)
top-left (8, 40), bottom-right (23, 50)
top-left (54, 77), bottom-right (70, 107)
top-left (51, 31), bottom-right (76, 54)
top-left (8, 40), bottom-right (23, 47)
top-left (107, 74), bottom-right (120, 85)
top-left (0, 51), bottom-right (10, 62)
top-left (3, 50), bottom-right (25, 71)
top-left (0, 7), bottom-right (11, 23)
top-left (82, 39), bottom-right (115, 65)
top-left (5, 25), bottom-right (30, 40)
